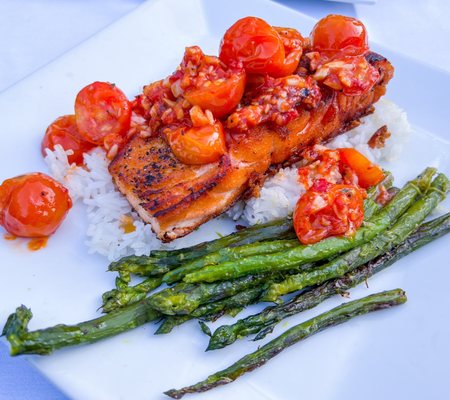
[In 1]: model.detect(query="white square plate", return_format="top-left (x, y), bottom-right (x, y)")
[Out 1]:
top-left (0, 0), bottom-right (449, 399)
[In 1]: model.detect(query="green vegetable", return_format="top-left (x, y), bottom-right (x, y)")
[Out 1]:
top-left (108, 255), bottom-right (168, 277)
top-left (2, 299), bottom-right (160, 356)
top-left (148, 274), bottom-right (269, 316)
top-left (102, 276), bottom-right (163, 313)
top-left (263, 173), bottom-right (448, 301)
top-left (155, 287), bottom-right (263, 334)
top-left (149, 262), bottom-right (322, 316)
top-left (207, 212), bottom-right (450, 350)
top-left (109, 218), bottom-right (296, 277)
top-left (183, 168), bottom-right (435, 284)
top-left (164, 289), bottom-right (407, 398)
top-left (162, 239), bottom-right (300, 285)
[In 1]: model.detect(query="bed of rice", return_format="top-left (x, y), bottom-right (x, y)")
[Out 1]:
top-left (44, 98), bottom-right (411, 261)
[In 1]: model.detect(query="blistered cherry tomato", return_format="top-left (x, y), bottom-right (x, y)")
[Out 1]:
top-left (219, 17), bottom-right (286, 76)
top-left (273, 27), bottom-right (305, 76)
top-left (41, 115), bottom-right (96, 165)
top-left (75, 81), bottom-right (131, 150)
top-left (166, 120), bottom-right (226, 165)
top-left (311, 15), bottom-right (368, 58)
top-left (339, 148), bottom-right (384, 188)
top-left (0, 173), bottom-right (72, 238)
top-left (173, 46), bottom-right (245, 118)
top-left (293, 179), bottom-right (365, 244)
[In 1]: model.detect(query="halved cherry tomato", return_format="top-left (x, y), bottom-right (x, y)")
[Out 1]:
top-left (339, 148), bottom-right (384, 188)
top-left (166, 108), bottom-right (226, 165)
top-left (311, 14), bottom-right (369, 58)
top-left (41, 115), bottom-right (96, 165)
top-left (293, 179), bottom-right (365, 244)
top-left (172, 46), bottom-right (245, 118)
top-left (273, 27), bottom-right (305, 76)
top-left (219, 17), bottom-right (286, 76)
top-left (74, 81), bottom-right (131, 150)
top-left (0, 173), bottom-right (72, 238)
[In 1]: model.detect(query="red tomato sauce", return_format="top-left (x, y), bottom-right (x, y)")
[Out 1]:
top-left (294, 145), bottom-right (383, 245)
top-left (27, 237), bottom-right (49, 251)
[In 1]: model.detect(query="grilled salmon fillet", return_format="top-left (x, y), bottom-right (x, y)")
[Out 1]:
top-left (109, 52), bottom-right (394, 241)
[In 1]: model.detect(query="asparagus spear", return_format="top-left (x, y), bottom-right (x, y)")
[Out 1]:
top-left (149, 259), bottom-right (323, 316)
top-left (263, 173), bottom-right (448, 301)
top-left (162, 239), bottom-right (300, 285)
top-left (109, 218), bottom-right (296, 277)
top-left (155, 287), bottom-right (263, 334)
top-left (2, 299), bottom-right (161, 356)
top-left (183, 168), bottom-right (435, 283)
top-left (101, 276), bottom-right (163, 313)
top-left (207, 212), bottom-right (450, 350)
top-left (164, 289), bottom-right (407, 399)
top-left (148, 274), bottom-right (269, 315)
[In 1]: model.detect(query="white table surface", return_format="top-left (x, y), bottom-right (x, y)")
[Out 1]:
top-left (0, 0), bottom-right (449, 398)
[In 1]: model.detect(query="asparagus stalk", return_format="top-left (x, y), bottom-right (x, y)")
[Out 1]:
top-left (109, 218), bottom-right (296, 276)
top-left (108, 255), bottom-right (168, 277)
top-left (162, 239), bottom-right (300, 285)
top-left (183, 168), bottom-right (435, 284)
top-left (148, 274), bottom-right (269, 315)
top-left (102, 276), bottom-right (163, 313)
top-left (155, 287), bottom-right (263, 334)
top-left (164, 289), bottom-right (407, 399)
top-left (149, 260), bottom-right (322, 316)
top-left (262, 173), bottom-right (448, 301)
top-left (2, 299), bottom-right (161, 356)
top-left (207, 212), bottom-right (450, 350)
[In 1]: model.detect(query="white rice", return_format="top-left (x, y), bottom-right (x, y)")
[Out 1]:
top-left (45, 147), bottom-right (161, 260)
top-left (44, 98), bottom-right (410, 261)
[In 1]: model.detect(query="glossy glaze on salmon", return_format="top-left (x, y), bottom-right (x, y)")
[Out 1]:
top-left (109, 52), bottom-right (394, 241)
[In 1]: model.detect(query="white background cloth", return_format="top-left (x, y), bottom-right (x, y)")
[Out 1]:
top-left (0, 0), bottom-right (449, 398)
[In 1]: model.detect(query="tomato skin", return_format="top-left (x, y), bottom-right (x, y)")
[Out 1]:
top-left (293, 179), bottom-right (365, 244)
top-left (339, 148), bottom-right (384, 188)
top-left (311, 14), bottom-right (368, 58)
top-left (166, 120), bottom-right (226, 165)
top-left (273, 27), bottom-right (305, 76)
top-left (74, 81), bottom-right (131, 148)
top-left (183, 70), bottom-right (245, 118)
top-left (41, 115), bottom-right (96, 165)
top-left (219, 17), bottom-right (286, 76)
top-left (0, 173), bottom-right (72, 238)
top-left (175, 46), bottom-right (246, 118)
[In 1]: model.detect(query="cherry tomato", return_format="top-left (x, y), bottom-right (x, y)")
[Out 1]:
top-left (273, 27), bottom-right (305, 76)
top-left (0, 173), bottom-right (72, 238)
top-left (41, 115), bottom-right (96, 165)
top-left (173, 46), bottom-right (246, 118)
top-left (166, 120), bottom-right (226, 165)
top-left (219, 17), bottom-right (286, 76)
top-left (74, 82), bottom-right (132, 149)
top-left (293, 179), bottom-right (365, 244)
top-left (311, 15), bottom-right (368, 58)
top-left (339, 148), bottom-right (384, 188)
